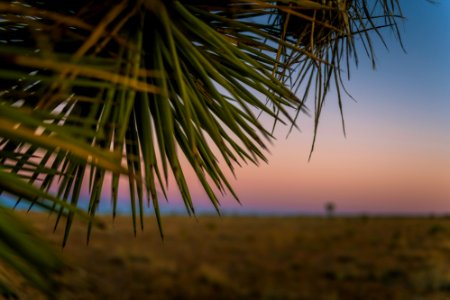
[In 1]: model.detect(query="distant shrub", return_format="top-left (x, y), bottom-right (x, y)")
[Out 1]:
top-left (381, 268), bottom-right (406, 284)
top-left (427, 224), bottom-right (446, 236)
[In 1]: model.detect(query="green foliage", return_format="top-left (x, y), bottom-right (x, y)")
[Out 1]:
top-left (0, 206), bottom-right (63, 297)
top-left (0, 0), bottom-right (403, 296)
top-left (0, 0), bottom-right (402, 234)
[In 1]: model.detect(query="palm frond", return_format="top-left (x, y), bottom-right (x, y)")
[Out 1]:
top-left (0, 0), bottom-right (403, 295)
top-left (0, 1), bottom-right (403, 294)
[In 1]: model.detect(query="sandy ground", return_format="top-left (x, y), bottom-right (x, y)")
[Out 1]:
top-left (3, 213), bottom-right (450, 300)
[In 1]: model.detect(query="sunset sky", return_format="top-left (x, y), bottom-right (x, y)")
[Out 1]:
top-left (145, 0), bottom-right (449, 215)
top-left (4, 1), bottom-right (448, 216)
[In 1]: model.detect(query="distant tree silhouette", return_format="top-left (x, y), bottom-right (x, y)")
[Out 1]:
top-left (325, 202), bottom-right (336, 218)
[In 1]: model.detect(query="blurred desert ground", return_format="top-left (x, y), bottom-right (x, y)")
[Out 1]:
top-left (3, 213), bottom-right (450, 300)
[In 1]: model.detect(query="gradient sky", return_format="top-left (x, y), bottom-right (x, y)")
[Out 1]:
top-left (7, 1), bottom-right (446, 216)
top-left (145, 0), bottom-right (449, 215)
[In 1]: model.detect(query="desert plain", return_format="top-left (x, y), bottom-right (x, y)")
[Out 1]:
top-left (3, 213), bottom-right (450, 300)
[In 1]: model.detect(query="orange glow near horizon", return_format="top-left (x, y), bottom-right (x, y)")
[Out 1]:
top-left (158, 76), bottom-right (450, 214)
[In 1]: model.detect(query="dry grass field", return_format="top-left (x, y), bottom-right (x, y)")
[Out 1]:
top-left (3, 213), bottom-right (450, 300)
